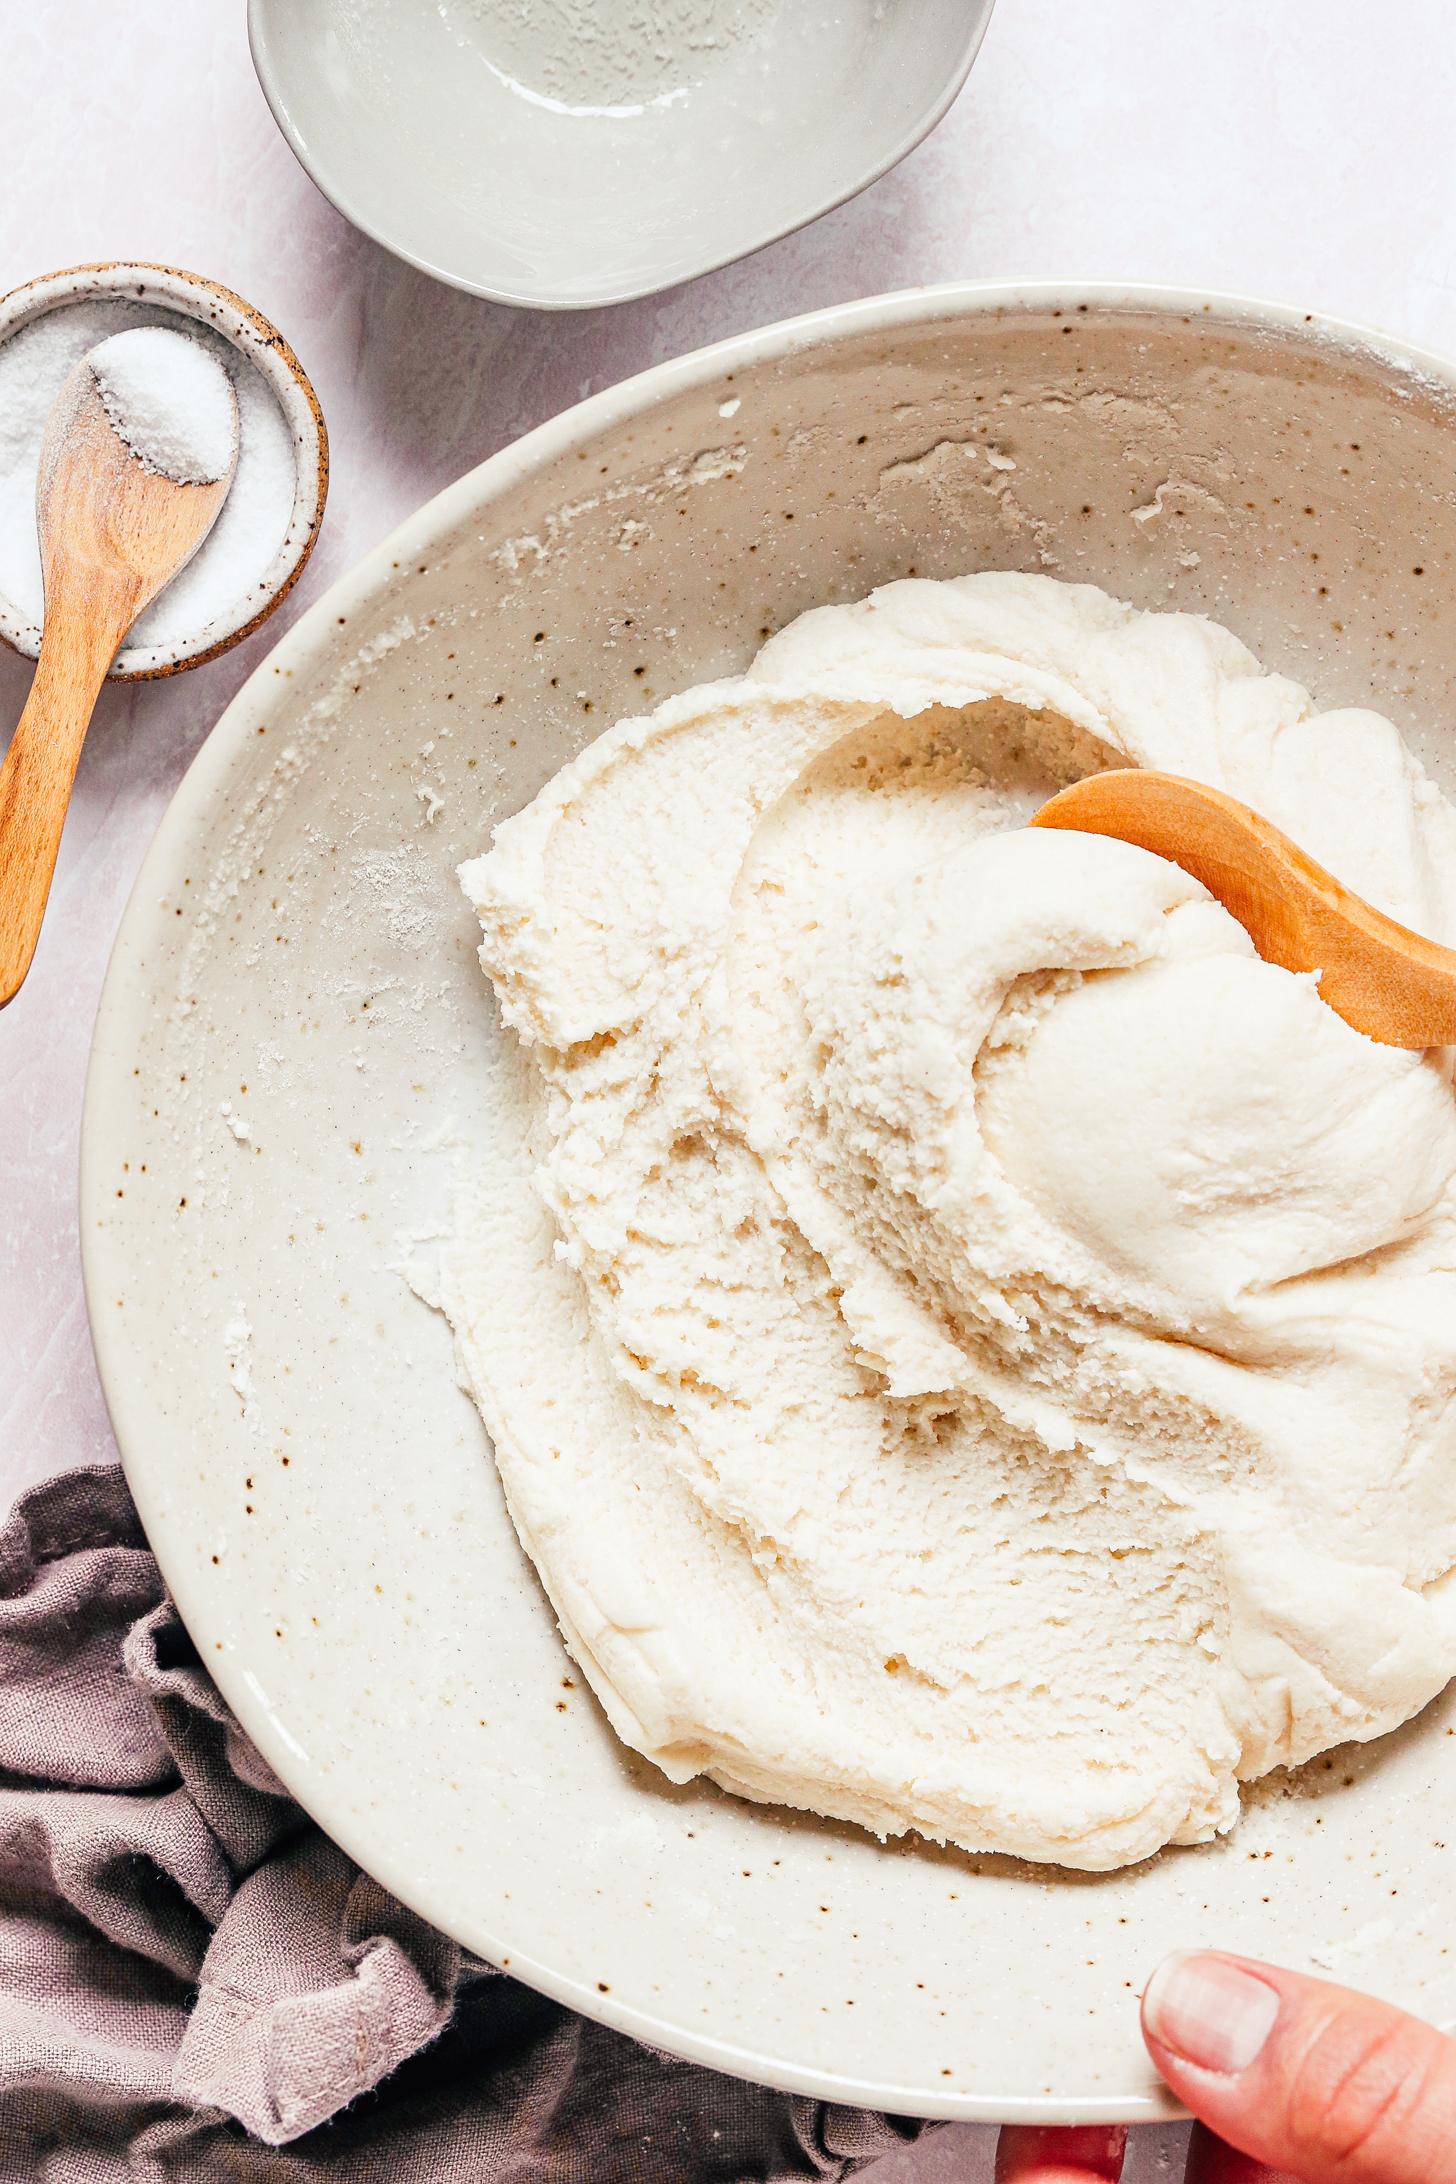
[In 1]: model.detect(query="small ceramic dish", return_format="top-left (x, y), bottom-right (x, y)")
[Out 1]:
top-left (83, 283), bottom-right (1456, 2123)
top-left (248, 0), bottom-right (997, 310)
top-left (0, 263), bottom-right (328, 681)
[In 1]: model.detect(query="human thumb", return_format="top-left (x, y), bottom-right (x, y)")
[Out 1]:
top-left (1142, 1951), bottom-right (1456, 2182)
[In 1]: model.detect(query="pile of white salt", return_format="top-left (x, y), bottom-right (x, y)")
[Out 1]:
top-left (0, 300), bottom-right (297, 653)
top-left (88, 327), bottom-right (238, 487)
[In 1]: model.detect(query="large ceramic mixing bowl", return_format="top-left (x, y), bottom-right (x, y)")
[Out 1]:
top-left (83, 284), bottom-right (1456, 2123)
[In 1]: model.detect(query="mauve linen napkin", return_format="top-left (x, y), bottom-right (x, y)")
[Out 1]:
top-left (0, 1465), bottom-right (929, 2180)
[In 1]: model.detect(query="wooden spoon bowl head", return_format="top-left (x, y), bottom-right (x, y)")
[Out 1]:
top-left (1033, 769), bottom-right (1456, 1051)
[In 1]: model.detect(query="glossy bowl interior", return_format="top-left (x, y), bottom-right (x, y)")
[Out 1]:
top-left (84, 285), bottom-right (1456, 2122)
top-left (0, 262), bottom-right (327, 681)
top-left (248, 0), bottom-right (995, 308)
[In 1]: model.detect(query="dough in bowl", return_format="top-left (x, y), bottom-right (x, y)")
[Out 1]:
top-left (446, 573), bottom-right (1456, 1872)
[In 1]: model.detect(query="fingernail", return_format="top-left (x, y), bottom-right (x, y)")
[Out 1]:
top-left (1143, 1953), bottom-right (1281, 2074)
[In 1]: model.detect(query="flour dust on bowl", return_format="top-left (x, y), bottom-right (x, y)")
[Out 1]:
top-left (0, 263), bottom-right (327, 678)
top-left (84, 286), bottom-right (1456, 2122)
top-left (248, 0), bottom-right (995, 307)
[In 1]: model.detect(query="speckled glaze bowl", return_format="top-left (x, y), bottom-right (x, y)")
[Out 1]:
top-left (0, 262), bottom-right (328, 680)
top-left (83, 284), bottom-right (1456, 2122)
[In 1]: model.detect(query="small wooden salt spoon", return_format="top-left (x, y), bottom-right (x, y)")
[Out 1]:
top-left (0, 359), bottom-right (237, 1006)
top-left (1032, 768), bottom-right (1456, 1049)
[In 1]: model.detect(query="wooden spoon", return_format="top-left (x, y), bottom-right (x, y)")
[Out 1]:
top-left (0, 358), bottom-right (237, 1006)
top-left (1032, 768), bottom-right (1456, 1049)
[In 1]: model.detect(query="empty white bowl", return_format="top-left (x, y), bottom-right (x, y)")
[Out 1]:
top-left (248, 0), bottom-right (996, 309)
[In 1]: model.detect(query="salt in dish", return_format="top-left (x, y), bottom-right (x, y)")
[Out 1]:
top-left (0, 262), bottom-right (327, 679)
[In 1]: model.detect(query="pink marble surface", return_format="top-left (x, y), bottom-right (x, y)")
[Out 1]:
top-left (5, 0), bottom-right (1455, 2168)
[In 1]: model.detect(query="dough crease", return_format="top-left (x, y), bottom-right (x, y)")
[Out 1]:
top-left (447, 574), bottom-right (1456, 1871)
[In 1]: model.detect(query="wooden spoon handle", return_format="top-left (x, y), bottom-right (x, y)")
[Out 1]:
top-left (0, 596), bottom-right (134, 1006)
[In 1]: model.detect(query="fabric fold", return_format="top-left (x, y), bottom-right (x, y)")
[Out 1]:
top-left (0, 1465), bottom-right (927, 2178)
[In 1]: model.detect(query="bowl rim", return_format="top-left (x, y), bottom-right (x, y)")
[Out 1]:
top-left (0, 260), bottom-right (329, 681)
top-left (82, 278), bottom-right (1456, 2124)
top-left (245, 0), bottom-right (999, 311)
